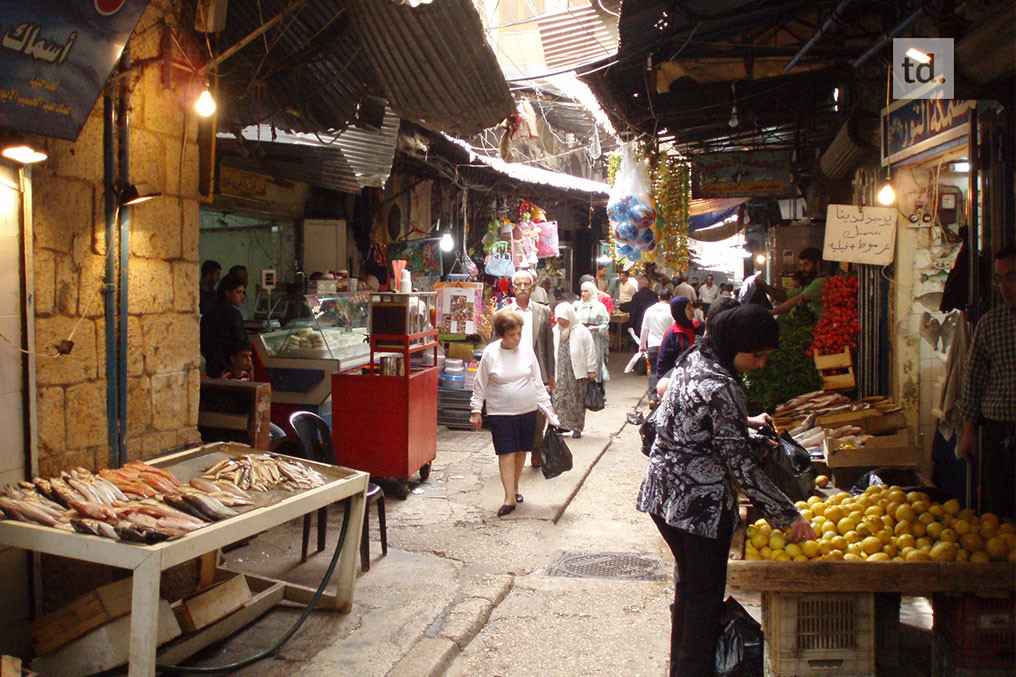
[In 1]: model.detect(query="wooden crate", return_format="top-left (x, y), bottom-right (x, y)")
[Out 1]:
top-left (824, 431), bottom-right (922, 469)
top-left (764, 591), bottom-right (875, 676)
top-left (198, 379), bottom-right (272, 450)
top-left (29, 578), bottom-right (133, 655)
top-left (173, 575), bottom-right (252, 634)
top-left (814, 348), bottom-right (855, 391)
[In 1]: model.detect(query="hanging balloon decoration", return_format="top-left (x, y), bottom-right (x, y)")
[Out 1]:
top-left (607, 143), bottom-right (658, 264)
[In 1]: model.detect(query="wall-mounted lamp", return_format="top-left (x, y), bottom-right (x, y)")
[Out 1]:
top-left (1, 138), bottom-right (47, 164)
top-left (195, 87), bottom-right (216, 117)
top-left (116, 182), bottom-right (160, 207)
top-left (876, 175), bottom-right (896, 206)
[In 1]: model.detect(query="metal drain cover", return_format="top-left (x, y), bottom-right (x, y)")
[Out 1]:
top-left (545, 552), bottom-right (664, 581)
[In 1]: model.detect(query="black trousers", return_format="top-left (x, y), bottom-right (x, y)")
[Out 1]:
top-left (977, 419), bottom-right (1016, 520)
top-left (652, 514), bottom-right (733, 677)
top-left (646, 346), bottom-right (661, 402)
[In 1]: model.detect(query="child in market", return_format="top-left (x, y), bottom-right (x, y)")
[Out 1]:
top-left (220, 341), bottom-right (253, 381)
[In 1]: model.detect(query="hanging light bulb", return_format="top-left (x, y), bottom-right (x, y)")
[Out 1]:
top-left (877, 181), bottom-right (896, 205)
top-left (439, 232), bottom-right (454, 252)
top-left (195, 88), bottom-right (216, 117)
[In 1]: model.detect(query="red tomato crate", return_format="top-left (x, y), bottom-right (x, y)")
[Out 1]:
top-left (932, 592), bottom-right (1016, 671)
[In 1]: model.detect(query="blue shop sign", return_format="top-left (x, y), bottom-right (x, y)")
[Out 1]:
top-left (881, 99), bottom-right (975, 167)
top-left (0, 0), bottom-right (150, 141)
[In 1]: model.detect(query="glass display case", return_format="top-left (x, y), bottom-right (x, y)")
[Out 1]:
top-left (260, 292), bottom-right (371, 362)
top-left (369, 292), bottom-right (437, 350)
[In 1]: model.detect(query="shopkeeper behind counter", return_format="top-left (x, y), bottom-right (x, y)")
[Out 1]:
top-left (764, 247), bottom-right (827, 317)
top-left (200, 273), bottom-right (248, 378)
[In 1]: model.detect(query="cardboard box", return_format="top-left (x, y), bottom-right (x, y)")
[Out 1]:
top-left (173, 575), bottom-right (252, 633)
top-left (824, 431), bottom-right (922, 469)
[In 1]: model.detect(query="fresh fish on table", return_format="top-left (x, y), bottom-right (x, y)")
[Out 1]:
top-left (0, 497), bottom-right (71, 529)
top-left (113, 520), bottom-right (173, 544)
top-left (212, 481), bottom-right (252, 501)
top-left (68, 500), bottom-right (119, 522)
top-left (125, 461), bottom-right (184, 487)
top-left (163, 493), bottom-right (213, 521)
top-left (131, 499), bottom-right (208, 526)
top-left (66, 476), bottom-right (107, 504)
top-left (49, 477), bottom-right (88, 507)
top-left (137, 472), bottom-right (178, 494)
top-left (71, 518), bottom-right (106, 537)
top-left (181, 492), bottom-right (238, 521)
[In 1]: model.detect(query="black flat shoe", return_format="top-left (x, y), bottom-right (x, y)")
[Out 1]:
top-left (497, 504), bottom-right (516, 517)
top-left (515, 494), bottom-right (524, 503)
top-left (572, 431), bottom-right (582, 438)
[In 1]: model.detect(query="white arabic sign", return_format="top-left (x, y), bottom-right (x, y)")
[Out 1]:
top-left (823, 205), bottom-right (897, 266)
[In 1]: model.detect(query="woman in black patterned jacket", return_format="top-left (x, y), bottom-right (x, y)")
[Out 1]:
top-left (637, 304), bottom-right (815, 676)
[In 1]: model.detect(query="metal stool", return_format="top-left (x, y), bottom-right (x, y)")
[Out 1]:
top-left (289, 411), bottom-right (388, 570)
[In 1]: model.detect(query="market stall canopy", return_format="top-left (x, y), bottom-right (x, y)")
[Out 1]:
top-left (217, 106), bottom-right (400, 193)
top-left (217, 0), bottom-right (515, 137)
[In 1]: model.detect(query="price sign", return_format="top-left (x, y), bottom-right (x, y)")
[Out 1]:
top-left (823, 205), bottom-right (897, 266)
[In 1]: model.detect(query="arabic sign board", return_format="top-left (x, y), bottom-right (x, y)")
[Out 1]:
top-left (823, 205), bottom-right (897, 266)
top-left (0, 1), bottom-right (150, 141)
top-left (881, 99), bottom-right (974, 167)
top-left (692, 151), bottom-right (793, 199)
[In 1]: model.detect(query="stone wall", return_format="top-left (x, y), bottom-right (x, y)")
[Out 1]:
top-left (33, 1), bottom-right (201, 477)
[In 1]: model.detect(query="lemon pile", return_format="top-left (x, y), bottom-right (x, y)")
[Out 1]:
top-left (744, 485), bottom-right (1015, 563)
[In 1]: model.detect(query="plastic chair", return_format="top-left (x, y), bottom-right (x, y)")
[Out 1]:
top-left (288, 411), bottom-right (387, 570)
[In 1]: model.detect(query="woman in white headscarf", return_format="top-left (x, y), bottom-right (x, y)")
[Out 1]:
top-left (574, 280), bottom-right (611, 382)
top-left (552, 303), bottom-right (599, 437)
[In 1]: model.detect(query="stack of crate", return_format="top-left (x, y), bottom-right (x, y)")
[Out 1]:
top-left (438, 387), bottom-right (473, 429)
top-left (763, 591), bottom-right (876, 676)
top-left (932, 593), bottom-right (1015, 676)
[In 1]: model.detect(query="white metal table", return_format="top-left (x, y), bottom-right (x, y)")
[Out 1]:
top-left (0, 443), bottom-right (368, 677)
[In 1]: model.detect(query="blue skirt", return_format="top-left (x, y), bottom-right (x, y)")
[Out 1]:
top-left (487, 411), bottom-right (538, 455)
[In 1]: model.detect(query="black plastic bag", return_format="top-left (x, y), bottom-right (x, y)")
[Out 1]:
top-left (541, 427), bottom-right (573, 479)
top-left (714, 597), bottom-right (763, 677)
top-left (584, 381), bottom-right (605, 411)
top-left (640, 415), bottom-right (657, 457)
top-left (850, 468), bottom-right (921, 495)
top-left (758, 426), bottom-right (815, 503)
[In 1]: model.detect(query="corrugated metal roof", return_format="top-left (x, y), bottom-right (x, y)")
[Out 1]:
top-left (537, 4), bottom-right (618, 71)
top-left (217, 0), bottom-right (514, 136)
top-left (346, 0), bottom-right (515, 136)
top-left (218, 107), bottom-right (400, 193)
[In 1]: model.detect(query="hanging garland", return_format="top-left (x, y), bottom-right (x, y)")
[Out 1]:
top-left (652, 156), bottom-right (691, 272)
top-left (605, 151), bottom-right (622, 261)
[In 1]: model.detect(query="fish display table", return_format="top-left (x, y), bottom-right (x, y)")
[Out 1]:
top-left (0, 443), bottom-right (369, 677)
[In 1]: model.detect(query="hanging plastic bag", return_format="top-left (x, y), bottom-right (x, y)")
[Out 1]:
top-left (584, 381), bottom-right (605, 411)
top-left (714, 597), bottom-right (763, 677)
top-left (536, 220), bottom-right (559, 257)
top-left (541, 427), bottom-right (573, 479)
top-left (757, 425), bottom-right (815, 503)
top-left (607, 143), bottom-right (657, 263)
top-left (485, 240), bottom-right (515, 278)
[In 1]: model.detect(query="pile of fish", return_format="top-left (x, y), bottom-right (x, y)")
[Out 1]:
top-left (774, 391), bottom-right (855, 419)
top-left (202, 453), bottom-right (326, 492)
top-left (787, 414), bottom-right (873, 455)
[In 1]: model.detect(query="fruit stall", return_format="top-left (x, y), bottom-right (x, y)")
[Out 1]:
top-left (0, 443), bottom-right (369, 677)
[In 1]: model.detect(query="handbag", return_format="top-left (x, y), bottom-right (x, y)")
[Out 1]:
top-left (584, 381), bottom-right (605, 411)
top-left (541, 426), bottom-right (573, 479)
top-left (484, 240), bottom-right (515, 278)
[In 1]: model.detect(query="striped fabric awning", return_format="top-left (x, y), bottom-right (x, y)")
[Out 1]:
top-left (537, 4), bottom-right (618, 72)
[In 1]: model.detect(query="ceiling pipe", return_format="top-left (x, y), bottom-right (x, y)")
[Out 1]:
top-left (852, 6), bottom-right (926, 70)
top-left (784, 0), bottom-right (856, 73)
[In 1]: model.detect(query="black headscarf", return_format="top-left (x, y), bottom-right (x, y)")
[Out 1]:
top-left (669, 296), bottom-right (694, 329)
top-left (699, 304), bottom-right (780, 375)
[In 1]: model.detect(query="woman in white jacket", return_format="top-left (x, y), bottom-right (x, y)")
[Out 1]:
top-left (552, 303), bottom-right (599, 438)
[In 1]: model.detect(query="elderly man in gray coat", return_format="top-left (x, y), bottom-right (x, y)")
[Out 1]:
top-left (507, 269), bottom-right (555, 466)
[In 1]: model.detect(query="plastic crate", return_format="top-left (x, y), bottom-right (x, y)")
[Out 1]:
top-left (933, 593), bottom-right (1016, 671)
top-left (932, 630), bottom-right (1014, 677)
top-left (762, 591), bottom-right (875, 676)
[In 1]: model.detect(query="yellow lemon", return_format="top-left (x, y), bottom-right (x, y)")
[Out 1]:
top-left (953, 519), bottom-right (971, 535)
top-left (830, 536), bottom-right (849, 551)
top-left (929, 504), bottom-right (946, 519)
top-left (894, 521), bottom-right (913, 537)
top-left (760, 546), bottom-right (773, 559)
top-left (895, 504), bottom-right (917, 523)
top-left (846, 543), bottom-right (863, 557)
top-left (876, 529), bottom-right (892, 545)
top-left (769, 533), bottom-right (786, 550)
top-left (754, 518), bottom-right (770, 528)
top-left (930, 542), bottom-right (957, 562)
top-left (819, 540), bottom-right (834, 555)
top-left (806, 496), bottom-right (821, 506)
top-left (969, 550), bottom-right (991, 563)
top-left (853, 496), bottom-right (872, 510)
top-left (811, 502), bottom-right (827, 517)
top-left (800, 509), bottom-right (814, 521)
top-left (900, 546), bottom-right (916, 558)
top-left (745, 552), bottom-right (761, 560)
top-left (793, 555), bottom-right (809, 562)
top-left (888, 489), bottom-right (907, 504)
top-left (773, 551), bottom-right (792, 561)
top-left (926, 522), bottom-right (944, 540)
top-left (848, 510), bottom-right (864, 523)
top-left (883, 543), bottom-right (899, 558)
top-left (979, 525), bottom-right (998, 541)
top-left (912, 500), bottom-right (930, 515)
top-left (868, 552), bottom-right (891, 562)
top-left (939, 528), bottom-right (959, 544)
top-left (822, 530), bottom-right (837, 541)
top-left (843, 553), bottom-right (864, 562)
top-left (750, 531), bottom-right (769, 549)
top-left (837, 518), bottom-right (857, 535)
top-left (955, 548), bottom-right (969, 562)
top-left (916, 537), bottom-right (934, 549)
top-left (896, 534), bottom-right (916, 550)
top-left (906, 549), bottom-right (932, 562)
top-left (957, 508), bottom-right (977, 522)
top-left (814, 475), bottom-right (829, 488)
top-left (1002, 533), bottom-right (1016, 550)
top-left (918, 512), bottom-right (936, 526)
top-left (882, 515), bottom-right (896, 529)
top-left (861, 515), bottom-right (881, 531)
top-left (794, 501), bottom-right (809, 510)
top-left (826, 550), bottom-right (844, 561)
top-left (998, 522), bottom-right (1014, 535)
top-left (784, 543), bottom-right (803, 558)
top-left (912, 522), bottom-right (927, 538)
top-left (906, 491), bottom-right (922, 503)
top-left (985, 537), bottom-right (1008, 561)
top-left (843, 530), bottom-right (861, 544)
top-left (865, 485), bottom-right (883, 496)
top-left (824, 506), bottom-right (845, 524)
top-left (959, 533), bottom-right (985, 553)
top-left (860, 536), bottom-right (883, 555)
top-left (864, 505), bottom-right (884, 518)
top-left (801, 541), bottom-right (821, 558)
top-left (1008, 549), bottom-right (1016, 563)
